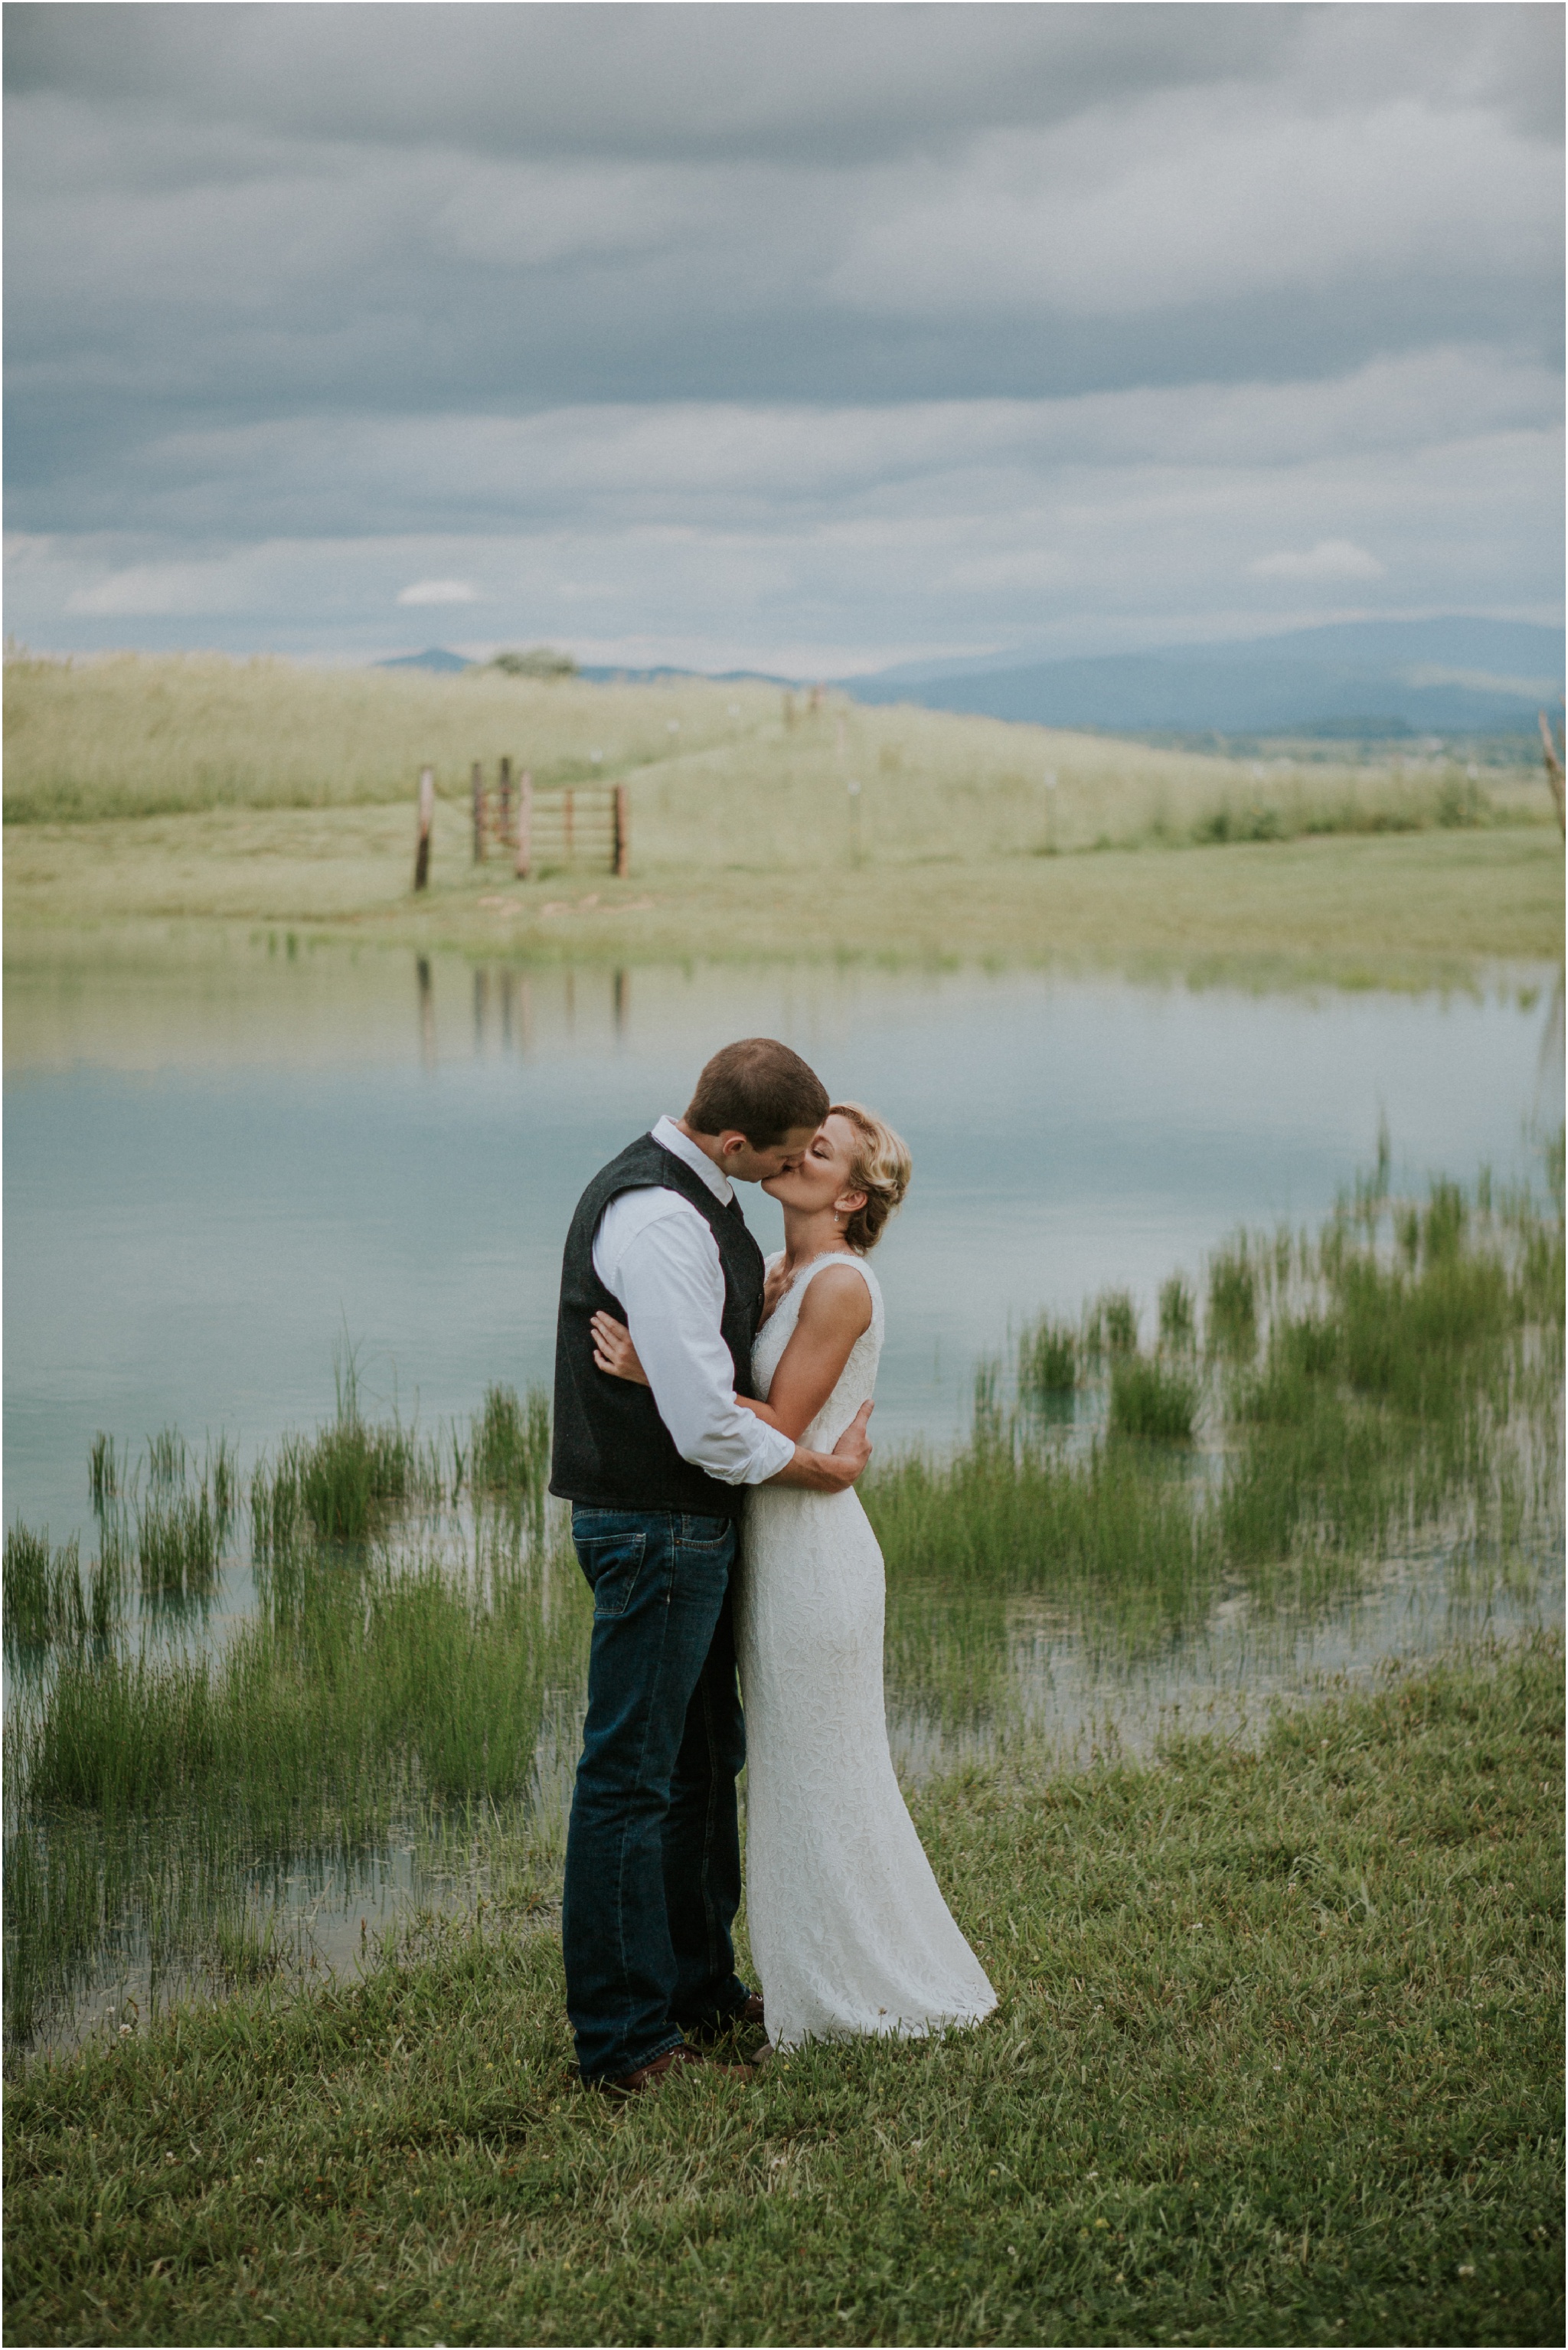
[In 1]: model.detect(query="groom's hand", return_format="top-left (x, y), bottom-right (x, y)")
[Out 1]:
top-left (829, 1400), bottom-right (874, 1480)
top-left (769, 1400), bottom-right (874, 1492)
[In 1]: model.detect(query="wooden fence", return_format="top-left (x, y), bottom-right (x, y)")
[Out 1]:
top-left (413, 760), bottom-right (629, 890)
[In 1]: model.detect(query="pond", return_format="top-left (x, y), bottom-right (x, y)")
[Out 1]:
top-left (4, 942), bottom-right (1562, 2053)
top-left (7, 943), bottom-right (1560, 1539)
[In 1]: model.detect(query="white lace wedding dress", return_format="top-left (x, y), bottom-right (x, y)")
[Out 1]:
top-left (737, 1252), bottom-right (997, 2052)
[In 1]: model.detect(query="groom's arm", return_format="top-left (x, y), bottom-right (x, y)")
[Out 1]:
top-left (593, 1195), bottom-right (797, 1487)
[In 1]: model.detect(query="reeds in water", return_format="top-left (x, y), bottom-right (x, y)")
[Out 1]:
top-left (1109, 1354), bottom-right (1200, 1442)
top-left (5, 1159), bottom-right (1559, 2048)
top-left (5, 1526), bottom-right (123, 1659)
top-left (251, 1404), bottom-right (435, 1555)
top-left (1207, 1247), bottom-right (1257, 1356)
top-left (5, 1528), bottom-right (85, 1651)
top-left (1018, 1316), bottom-right (1078, 1401)
top-left (469, 1383), bottom-right (551, 1503)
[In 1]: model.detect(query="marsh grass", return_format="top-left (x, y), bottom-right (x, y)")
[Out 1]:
top-left (5, 1528), bottom-right (86, 1652)
top-left (1157, 1272), bottom-right (1196, 1349)
top-left (1017, 1316), bottom-right (1078, 1401)
top-left (5, 1636), bottom-right (1560, 2349)
top-left (869, 1169), bottom-right (1561, 1669)
top-left (469, 1383), bottom-right (552, 1505)
top-left (5, 1527), bottom-right (124, 1662)
top-left (250, 1386), bottom-right (437, 1557)
top-left (1107, 1355), bottom-right (1200, 1442)
top-left (5, 1165), bottom-right (1560, 2054)
top-left (5, 1518), bottom-right (590, 2044)
top-left (1206, 1245), bottom-right (1258, 1355)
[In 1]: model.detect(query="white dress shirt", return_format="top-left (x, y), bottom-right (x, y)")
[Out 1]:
top-left (590, 1116), bottom-right (796, 1488)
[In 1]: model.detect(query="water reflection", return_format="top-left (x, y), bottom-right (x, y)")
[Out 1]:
top-left (8, 943), bottom-right (1558, 1549)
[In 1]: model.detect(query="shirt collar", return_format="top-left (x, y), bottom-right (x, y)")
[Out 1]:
top-left (652, 1114), bottom-right (734, 1207)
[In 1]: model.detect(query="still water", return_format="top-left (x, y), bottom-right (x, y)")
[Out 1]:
top-left (5, 943), bottom-right (1560, 1544)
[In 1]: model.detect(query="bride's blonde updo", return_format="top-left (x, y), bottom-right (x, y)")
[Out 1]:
top-left (829, 1101), bottom-right (911, 1253)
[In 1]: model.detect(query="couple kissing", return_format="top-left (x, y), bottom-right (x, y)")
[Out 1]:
top-left (550, 1036), bottom-right (995, 2096)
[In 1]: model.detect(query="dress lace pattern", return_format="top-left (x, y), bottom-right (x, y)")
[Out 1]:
top-left (738, 1252), bottom-right (998, 2051)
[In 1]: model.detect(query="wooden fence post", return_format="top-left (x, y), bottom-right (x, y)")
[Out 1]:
top-left (613, 783), bottom-right (630, 878)
top-left (413, 766), bottom-right (435, 891)
top-left (1538, 709), bottom-right (1565, 836)
top-left (498, 755), bottom-right (512, 847)
top-left (514, 770), bottom-right (533, 881)
top-left (471, 761), bottom-right (485, 861)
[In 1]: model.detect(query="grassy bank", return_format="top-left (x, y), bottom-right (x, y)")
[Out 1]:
top-left (5, 818), bottom-right (1561, 989)
top-left (5, 653), bottom-right (1560, 986)
top-left (5, 1636), bottom-right (1561, 2348)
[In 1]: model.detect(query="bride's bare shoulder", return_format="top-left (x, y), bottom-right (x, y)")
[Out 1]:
top-left (796, 1257), bottom-right (874, 1335)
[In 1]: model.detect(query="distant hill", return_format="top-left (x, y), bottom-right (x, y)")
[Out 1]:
top-left (377, 646), bottom-right (471, 673)
top-left (577, 664), bottom-right (792, 686)
top-left (842, 618), bottom-right (1563, 737)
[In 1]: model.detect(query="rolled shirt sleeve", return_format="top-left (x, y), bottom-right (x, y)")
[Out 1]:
top-left (592, 1194), bottom-right (796, 1487)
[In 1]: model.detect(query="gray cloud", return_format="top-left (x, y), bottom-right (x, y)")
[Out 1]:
top-left (5, 2), bottom-right (1561, 664)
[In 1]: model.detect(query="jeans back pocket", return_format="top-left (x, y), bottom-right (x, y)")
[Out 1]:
top-left (576, 1527), bottom-right (648, 1620)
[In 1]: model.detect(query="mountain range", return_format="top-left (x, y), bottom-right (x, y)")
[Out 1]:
top-left (840, 618), bottom-right (1563, 737)
top-left (377, 619), bottom-right (1562, 738)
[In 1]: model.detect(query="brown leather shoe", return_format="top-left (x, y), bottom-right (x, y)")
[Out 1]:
top-left (687, 1992), bottom-right (766, 2044)
top-left (593, 2042), bottom-right (750, 2100)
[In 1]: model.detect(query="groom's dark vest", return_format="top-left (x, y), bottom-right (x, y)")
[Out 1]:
top-left (550, 1133), bottom-right (767, 1518)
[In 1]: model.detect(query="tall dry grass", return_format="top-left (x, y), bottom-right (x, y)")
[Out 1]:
top-left (4, 652), bottom-right (1542, 866)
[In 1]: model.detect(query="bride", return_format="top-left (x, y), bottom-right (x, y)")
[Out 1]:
top-left (592, 1102), bottom-right (995, 2054)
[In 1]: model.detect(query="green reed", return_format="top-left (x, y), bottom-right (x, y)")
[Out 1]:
top-left (871, 1167), bottom-right (1561, 1644)
top-left (469, 1383), bottom-right (552, 1504)
top-left (1017, 1316), bottom-right (1077, 1401)
top-left (5, 1529), bottom-right (85, 1652)
top-left (251, 1406), bottom-right (438, 1555)
top-left (1108, 1353), bottom-right (1200, 1442)
top-left (4, 1527), bottom-right (124, 1662)
top-left (5, 1159), bottom-right (1559, 2050)
top-left (6, 1512), bottom-right (590, 2041)
top-left (1206, 1244), bottom-right (1257, 1355)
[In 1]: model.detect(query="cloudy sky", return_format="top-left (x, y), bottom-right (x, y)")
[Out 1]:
top-left (5, 2), bottom-right (1562, 672)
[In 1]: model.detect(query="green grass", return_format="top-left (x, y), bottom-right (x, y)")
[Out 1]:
top-left (4, 1636), bottom-right (1560, 2348)
top-left (1108, 1355), bottom-right (1200, 1443)
top-left (468, 1383), bottom-right (552, 1506)
top-left (5, 1528), bottom-right (87, 1652)
top-left (5, 813), bottom-right (1560, 993)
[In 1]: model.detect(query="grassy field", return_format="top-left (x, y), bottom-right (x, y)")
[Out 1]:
top-left (5, 654), bottom-right (1560, 986)
top-left (5, 1636), bottom-right (1561, 2348)
top-left (4, 814), bottom-right (1561, 991)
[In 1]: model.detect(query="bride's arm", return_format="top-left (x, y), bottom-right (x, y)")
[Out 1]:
top-left (590, 1264), bottom-right (872, 1443)
top-left (745, 1267), bottom-right (872, 1440)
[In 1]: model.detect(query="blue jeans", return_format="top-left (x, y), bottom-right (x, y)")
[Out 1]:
top-left (561, 1505), bottom-right (753, 2082)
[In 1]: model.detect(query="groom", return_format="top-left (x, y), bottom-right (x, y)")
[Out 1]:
top-left (550, 1037), bottom-right (874, 2095)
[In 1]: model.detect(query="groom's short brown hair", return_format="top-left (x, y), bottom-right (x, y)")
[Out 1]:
top-left (687, 1038), bottom-right (828, 1146)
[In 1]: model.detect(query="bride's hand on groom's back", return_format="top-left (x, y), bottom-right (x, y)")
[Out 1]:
top-left (591, 1312), bottom-right (649, 1385)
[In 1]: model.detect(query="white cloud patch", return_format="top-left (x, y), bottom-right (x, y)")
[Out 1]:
top-left (61, 558), bottom-right (251, 616)
top-left (828, 95), bottom-right (1560, 320)
top-left (1249, 541), bottom-right (1387, 583)
top-left (396, 578), bottom-right (479, 606)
